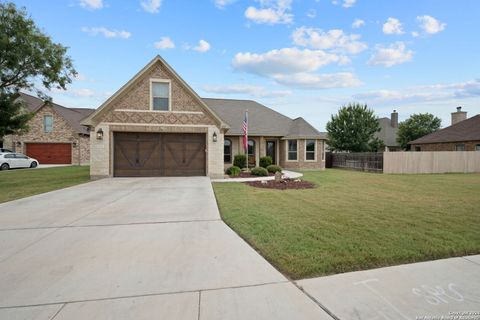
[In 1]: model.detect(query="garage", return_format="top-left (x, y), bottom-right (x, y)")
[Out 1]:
top-left (25, 143), bottom-right (72, 164)
top-left (114, 132), bottom-right (206, 177)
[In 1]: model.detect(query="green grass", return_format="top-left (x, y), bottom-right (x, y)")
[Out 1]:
top-left (0, 166), bottom-right (91, 203)
top-left (213, 169), bottom-right (480, 279)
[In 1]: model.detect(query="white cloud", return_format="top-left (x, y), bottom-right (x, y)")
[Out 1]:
top-left (273, 72), bottom-right (361, 89)
top-left (232, 47), bottom-right (342, 76)
top-left (154, 37), bottom-right (175, 50)
top-left (411, 31), bottom-right (419, 37)
top-left (292, 27), bottom-right (367, 55)
top-left (79, 0), bottom-right (103, 9)
top-left (193, 40), bottom-right (211, 53)
top-left (368, 42), bottom-right (413, 67)
top-left (81, 27), bottom-right (131, 39)
top-left (245, 0), bottom-right (293, 25)
top-left (202, 84), bottom-right (291, 98)
top-left (141, 0), bottom-right (162, 13)
top-left (214, 0), bottom-right (237, 9)
top-left (342, 0), bottom-right (356, 8)
top-left (353, 79), bottom-right (480, 104)
top-left (382, 17), bottom-right (404, 35)
top-left (417, 15), bottom-right (446, 34)
top-left (74, 73), bottom-right (87, 81)
top-left (352, 19), bottom-right (365, 29)
top-left (306, 9), bottom-right (316, 18)
top-left (333, 0), bottom-right (356, 8)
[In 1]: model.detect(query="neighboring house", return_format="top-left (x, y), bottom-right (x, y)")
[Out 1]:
top-left (81, 55), bottom-right (327, 179)
top-left (409, 107), bottom-right (480, 151)
top-left (375, 110), bottom-right (400, 151)
top-left (2, 93), bottom-right (94, 164)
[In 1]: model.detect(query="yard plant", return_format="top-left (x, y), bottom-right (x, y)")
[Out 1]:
top-left (233, 154), bottom-right (247, 169)
top-left (266, 165), bottom-right (282, 173)
top-left (251, 167), bottom-right (269, 176)
top-left (259, 156), bottom-right (272, 168)
top-left (225, 165), bottom-right (241, 176)
top-left (213, 170), bottom-right (480, 279)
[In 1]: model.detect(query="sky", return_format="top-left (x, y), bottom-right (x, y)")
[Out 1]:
top-left (11, 0), bottom-right (480, 131)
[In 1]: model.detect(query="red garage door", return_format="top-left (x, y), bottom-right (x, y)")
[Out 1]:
top-left (25, 143), bottom-right (72, 164)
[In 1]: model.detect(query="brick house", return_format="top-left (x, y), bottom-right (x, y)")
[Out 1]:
top-left (81, 55), bottom-right (327, 179)
top-left (2, 93), bottom-right (94, 164)
top-left (409, 107), bottom-right (480, 151)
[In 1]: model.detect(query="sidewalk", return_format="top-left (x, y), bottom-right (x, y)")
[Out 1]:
top-left (297, 255), bottom-right (480, 320)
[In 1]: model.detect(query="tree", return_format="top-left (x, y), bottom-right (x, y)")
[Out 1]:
top-left (397, 113), bottom-right (441, 150)
top-left (326, 103), bottom-right (382, 152)
top-left (0, 2), bottom-right (76, 134)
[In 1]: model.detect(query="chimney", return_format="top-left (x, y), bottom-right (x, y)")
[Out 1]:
top-left (451, 106), bottom-right (467, 125)
top-left (391, 110), bottom-right (398, 128)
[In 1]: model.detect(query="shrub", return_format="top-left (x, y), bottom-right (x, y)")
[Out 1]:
top-left (225, 166), bottom-right (241, 176)
top-left (251, 166), bottom-right (269, 176)
top-left (233, 154), bottom-right (247, 169)
top-left (259, 156), bottom-right (273, 168)
top-left (266, 165), bottom-right (282, 173)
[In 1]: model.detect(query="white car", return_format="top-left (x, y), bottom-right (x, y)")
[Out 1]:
top-left (0, 153), bottom-right (39, 170)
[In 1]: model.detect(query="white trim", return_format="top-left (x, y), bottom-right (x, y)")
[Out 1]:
top-left (102, 122), bottom-right (216, 128)
top-left (304, 139), bottom-right (317, 162)
top-left (114, 109), bottom-right (203, 115)
top-left (285, 139), bottom-right (298, 162)
top-left (149, 78), bottom-right (172, 111)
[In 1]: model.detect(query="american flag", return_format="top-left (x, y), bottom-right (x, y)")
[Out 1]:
top-left (242, 110), bottom-right (248, 153)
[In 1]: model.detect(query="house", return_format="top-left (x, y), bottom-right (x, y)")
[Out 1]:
top-left (2, 93), bottom-right (94, 164)
top-left (375, 110), bottom-right (400, 151)
top-left (81, 55), bottom-right (327, 179)
top-left (409, 107), bottom-right (480, 151)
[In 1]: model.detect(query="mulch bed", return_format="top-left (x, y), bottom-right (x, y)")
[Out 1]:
top-left (245, 178), bottom-right (316, 190)
top-left (229, 172), bottom-right (275, 178)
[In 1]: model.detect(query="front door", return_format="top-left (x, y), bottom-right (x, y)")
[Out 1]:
top-left (266, 140), bottom-right (276, 164)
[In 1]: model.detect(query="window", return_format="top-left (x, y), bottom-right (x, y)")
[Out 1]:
top-left (247, 139), bottom-right (255, 156)
top-left (321, 141), bottom-right (325, 160)
top-left (455, 144), bottom-right (465, 151)
top-left (4, 154), bottom-right (14, 159)
top-left (224, 139), bottom-right (232, 163)
top-left (305, 139), bottom-right (316, 161)
top-left (151, 81), bottom-right (170, 111)
top-left (476, 144), bottom-right (480, 151)
top-left (415, 146), bottom-right (421, 151)
top-left (287, 140), bottom-right (297, 161)
top-left (44, 115), bottom-right (53, 132)
top-left (15, 153), bottom-right (28, 159)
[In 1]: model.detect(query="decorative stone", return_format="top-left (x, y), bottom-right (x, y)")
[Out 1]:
top-left (261, 180), bottom-right (268, 184)
top-left (274, 171), bottom-right (282, 181)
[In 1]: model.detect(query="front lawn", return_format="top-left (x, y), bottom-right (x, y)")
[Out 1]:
top-left (213, 169), bottom-right (480, 279)
top-left (0, 166), bottom-right (90, 203)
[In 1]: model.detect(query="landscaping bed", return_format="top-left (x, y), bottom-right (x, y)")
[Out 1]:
top-left (245, 178), bottom-right (315, 190)
top-left (229, 171), bottom-right (275, 178)
top-left (213, 169), bottom-right (480, 279)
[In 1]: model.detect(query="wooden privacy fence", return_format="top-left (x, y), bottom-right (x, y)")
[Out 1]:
top-left (329, 152), bottom-right (383, 172)
top-left (383, 151), bottom-right (480, 174)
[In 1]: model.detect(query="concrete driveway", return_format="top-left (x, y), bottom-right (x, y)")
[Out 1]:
top-left (0, 177), bottom-right (331, 320)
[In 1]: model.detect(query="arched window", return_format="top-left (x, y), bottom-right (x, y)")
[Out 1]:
top-left (247, 139), bottom-right (255, 156)
top-left (224, 139), bottom-right (232, 163)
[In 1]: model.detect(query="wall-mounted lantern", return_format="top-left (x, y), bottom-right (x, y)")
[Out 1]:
top-left (16, 141), bottom-right (21, 147)
top-left (72, 142), bottom-right (77, 148)
top-left (96, 128), bottom-right (104, 140)
top-left (212, 131), bottom-right (218, 142)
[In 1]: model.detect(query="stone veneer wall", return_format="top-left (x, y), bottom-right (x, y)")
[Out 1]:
top-left (3, 104), bottom-right (89, 165)
top-left (411, 141), bottom-right (480, 152)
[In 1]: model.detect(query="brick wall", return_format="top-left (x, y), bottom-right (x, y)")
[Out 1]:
top-left (279, 139), bottom-right (325, 170)
top-left (411, 141), bottom-right (480, 151)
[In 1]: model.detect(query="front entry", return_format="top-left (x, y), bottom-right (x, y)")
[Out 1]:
top-left (114, 132), bottom-right (206, 177)
top-left (266, 140), bottom-right (276, 164)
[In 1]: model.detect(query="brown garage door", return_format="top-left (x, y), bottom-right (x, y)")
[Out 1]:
top-left (114, 132), bottom-right (206, 177)
top-left (25, 143), bottom-right (72, 164)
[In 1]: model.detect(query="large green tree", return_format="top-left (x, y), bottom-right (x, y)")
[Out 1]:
top-left (0, 2), bottom-right (76, 135)
top-left (397, 113), bottom-right (441, 150)
top-left (326, 103), bottom-right (383, 152)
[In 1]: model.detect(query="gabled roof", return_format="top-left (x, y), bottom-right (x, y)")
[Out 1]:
top-left (203, 98), bottom-right (325, 139)
top-left (81, 55), bottom-right (228, 129)
top-left (19, 92), bottom-right (95, 135)
top-left (409, 114), bottom-right (480, 144)
top-left (375, 117), bottom-right (399, 147)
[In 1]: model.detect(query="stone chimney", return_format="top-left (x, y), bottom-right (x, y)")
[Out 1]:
top-left (451, 106), bottom-right (467, 125)
top-left (391, 110), bottom-right (398, 128)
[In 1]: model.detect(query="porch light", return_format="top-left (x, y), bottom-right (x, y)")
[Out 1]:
top-left (96, 128), bottom-right (104, 140)
top-left (72, 142), bottom-right (77, 148)
top-left (16, 141), bottom-right (21, 147)
top-left (213, 131), bottom-right (218, 142)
